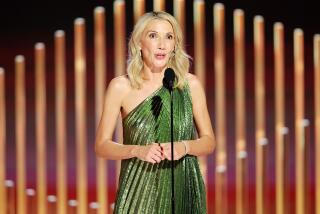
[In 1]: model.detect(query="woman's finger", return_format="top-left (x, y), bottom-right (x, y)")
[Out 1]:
top-left (152, 143), bottom-right (163, 153)
top-left (152, 154), bottom-right (162, 163)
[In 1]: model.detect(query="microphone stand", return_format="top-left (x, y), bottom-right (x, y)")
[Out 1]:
top-left (169, 88), bottom-right (175, 214)
top-left (163, 68), bottom-right (175, 214)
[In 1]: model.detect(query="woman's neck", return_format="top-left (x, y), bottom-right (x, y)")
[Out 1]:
top-left (141, 66), bottom-right (166, 83)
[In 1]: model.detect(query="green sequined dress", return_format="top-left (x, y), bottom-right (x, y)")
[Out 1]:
top-left (114, 84), bottom-right (206, 214)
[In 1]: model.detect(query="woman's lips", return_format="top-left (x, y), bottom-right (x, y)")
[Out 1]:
top-left (155, 54), bottom-right (166, 60)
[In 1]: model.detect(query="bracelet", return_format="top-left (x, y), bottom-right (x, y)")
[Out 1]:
top-left (182, 141), bottom-right (189, 156)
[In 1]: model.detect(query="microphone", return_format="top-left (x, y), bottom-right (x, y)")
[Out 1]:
top-left (163, 68), bottom-right (175, 91)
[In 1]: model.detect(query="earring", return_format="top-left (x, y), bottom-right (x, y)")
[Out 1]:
top-left (171, 50), bottom-right (175, 57)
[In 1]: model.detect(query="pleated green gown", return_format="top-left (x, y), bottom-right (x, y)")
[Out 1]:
top-left (114, 84), bottom-right (206, 214)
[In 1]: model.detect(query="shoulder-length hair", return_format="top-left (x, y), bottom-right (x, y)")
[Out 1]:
top-left (127, 11), bottom-right (191, 89)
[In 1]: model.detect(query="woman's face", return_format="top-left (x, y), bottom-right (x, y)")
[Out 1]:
top-left (139, 19), bottom-right (175, 71)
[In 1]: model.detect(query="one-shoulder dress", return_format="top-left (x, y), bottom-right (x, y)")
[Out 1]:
top-left (114, 84), bottom-right (206, 214)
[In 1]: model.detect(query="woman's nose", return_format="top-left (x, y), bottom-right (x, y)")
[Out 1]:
top-left (158, 37), bottom-right (165, 49)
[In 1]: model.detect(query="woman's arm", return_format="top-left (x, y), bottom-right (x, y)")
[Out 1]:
top-left (95, 77), bottom-right (136, 160)
top-left (186, 74), bottom-right (216, 156)
top-left (95, 77), bottom-right (164, 163)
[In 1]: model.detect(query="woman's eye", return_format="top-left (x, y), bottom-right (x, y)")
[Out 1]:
top-left (149, 33), bottom-right (157, 39)
top-left (167, 35), bottom-right (173, 40)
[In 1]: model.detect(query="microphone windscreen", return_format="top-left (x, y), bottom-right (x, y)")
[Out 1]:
top-left (164, 68), bottom-right (175, 82)
top-left (163, 68), bottom-right (175, 90)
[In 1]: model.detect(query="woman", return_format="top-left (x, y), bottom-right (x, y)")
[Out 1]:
top-left (95, 11), bottom-right (215, 213)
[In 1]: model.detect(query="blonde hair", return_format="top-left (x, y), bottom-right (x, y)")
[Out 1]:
top-left (127, 11), bottom-right (191, 89)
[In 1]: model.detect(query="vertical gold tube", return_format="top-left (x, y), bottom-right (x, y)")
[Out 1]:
top-left (134, 0), bottom-right (145, 23)
top-left (274, 22), bottom-right (285, 214)
top-left (234, 9), bottom-right (246, 152)
top-left (214, 3), bottom-right (227, 214)
top-left (254, 15), bottom-right (266, 214)
top-left (6, 180), bottom-right (15, 214)
top-left (153, 0), bottom-right (166, 11)
top-left (114, 0), bottom-right (126, 187)
top-left (55, 30), bottom-right (67, 214)
top-left (0, 68), bottom-right (5, 214)
top-left (26, 188), bottom-right (36, 214)
top-left (193, 0), bottom-right (206, 88)
top-left (193, 1), bottom-right (207, 192)
top-left (254, 15), bottom-right (266, 147)
top-left (173, 0), bottom-right (185, 37)
top-left (234, 9), bottom-right (247, 214)
top-left (74, 18), bottom-right (87, 214)
top-left (114, 0), bottom-right (126, 77)
top-left (47, 195), bottom-right (57, 214)
top-left (94, 7), bottom-right (108, 214)
top-left (35, 42), bottom-right (47, 214)
top-left (294, 28), bottom-right (305, 214)
top-left (314, 34), bottom-right (320, 214)
top-left (15, 55), bottom-right (27, 214)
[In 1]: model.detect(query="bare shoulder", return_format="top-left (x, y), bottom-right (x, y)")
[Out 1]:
top-left (186, 73), bottom-right (204, 93)
top-left (106, 75), bottom-right (131, 101)
top-left (108, 75), bottom-right (131, 93)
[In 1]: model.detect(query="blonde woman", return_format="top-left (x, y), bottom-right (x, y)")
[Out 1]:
top-left (95, 11), bottom-right (215, 213)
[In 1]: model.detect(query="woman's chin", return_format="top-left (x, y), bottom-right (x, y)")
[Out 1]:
top-left (144, 60), bottom-right (169, 71)
top-left (153, 61), bottom-right (169, 69)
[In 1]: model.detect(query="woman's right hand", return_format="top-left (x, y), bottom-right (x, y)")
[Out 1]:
top-left (132, 143), bottom-right (164, 164)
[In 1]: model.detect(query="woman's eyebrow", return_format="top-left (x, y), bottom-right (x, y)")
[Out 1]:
top-left (145, 30), bottom-right (158, 34)
top-left (145, 30), bottom-right (173, 34)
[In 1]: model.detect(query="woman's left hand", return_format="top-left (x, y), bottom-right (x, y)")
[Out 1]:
top-left (160, 142), bottom-right (186, 161)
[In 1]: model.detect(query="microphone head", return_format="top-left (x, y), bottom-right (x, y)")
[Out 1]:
top-left (163, 68), bottom-right (175, 90)
top-left (164, 68), bottom-right (175, 81)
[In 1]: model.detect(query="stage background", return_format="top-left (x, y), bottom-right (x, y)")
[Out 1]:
top-left (1, 0), bottom-right (319, 213)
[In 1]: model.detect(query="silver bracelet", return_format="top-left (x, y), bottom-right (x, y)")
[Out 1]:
top-left (182, 141), bottom-right (189, 156)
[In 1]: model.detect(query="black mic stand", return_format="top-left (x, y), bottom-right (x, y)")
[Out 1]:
top-left (163, 68), bottom-right (175, 214)
top-left (169, 87), bottom-right (175, 214)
